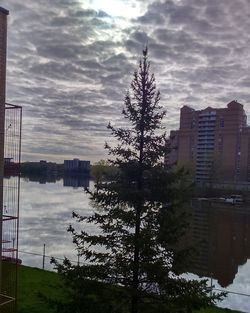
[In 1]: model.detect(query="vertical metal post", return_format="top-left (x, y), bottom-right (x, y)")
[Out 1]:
top-left (42, 244), bottom-right (46, 270)
top-left (12, 237), bottom-right (15, 259)
top-left (210, 275), bottom-right (213, 297)
top-left (15, 106), bottom-right (22, 306)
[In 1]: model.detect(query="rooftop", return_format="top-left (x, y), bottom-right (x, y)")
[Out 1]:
top-left (0, 7), bottom-right (9, 15)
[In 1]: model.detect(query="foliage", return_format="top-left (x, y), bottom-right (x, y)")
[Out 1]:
top-left (20, 161), bottom-right (64, 182)
top-left (49, 258), bottom-right (131, 313)
top-left (52, 48), bottom-right (224, 313)
top-left (17, 266), bottom-right (236, 313)
top-left (90, 159), bottom-right (118, 183)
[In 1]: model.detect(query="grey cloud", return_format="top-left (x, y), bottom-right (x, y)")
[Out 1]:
top-left (125, 39), bottom-right (144, 54)
top-left (2, 0), bottom-right (250, 162)
top-left (137, 11), bottom-right (165, 25)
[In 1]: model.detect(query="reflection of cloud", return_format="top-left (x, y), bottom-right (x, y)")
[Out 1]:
top-left (218, 260), bottom-right (250, 312)
top-left (19, 179), bottom-right (96, 260)
top-left (1, 0), bottom-right (250, 161)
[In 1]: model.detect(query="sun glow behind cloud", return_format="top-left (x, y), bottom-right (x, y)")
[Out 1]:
top-left (80, 0), bottom-right (147, 30)
top-left (79, 0), bottom-right (147, 49)
top-left (88, 0), bottom-right (142, 19)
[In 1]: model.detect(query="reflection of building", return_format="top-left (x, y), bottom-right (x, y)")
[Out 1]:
top-left (189, 200), bottom-right (250, 287)
top-left (64, 159), bottom-right (90, 174)
top-left (63, 176), bottom-right (90, 188)
top-left (64, 159), bottom-right (90, 188)
top-left (0, 7), bottom-right (22, 312)
top-left (167, 101), bottom-right (250, 182)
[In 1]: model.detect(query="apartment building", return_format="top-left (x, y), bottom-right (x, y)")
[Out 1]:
top-left (64, 159), bottom-right (90, 174)
top-left (167, 101), bottom-right (250, 182)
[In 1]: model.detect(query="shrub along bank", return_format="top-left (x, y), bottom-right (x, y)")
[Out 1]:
top-left (17, 266), bottom-right (241, 313)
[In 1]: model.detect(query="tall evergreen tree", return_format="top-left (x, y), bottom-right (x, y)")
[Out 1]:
top-left (52, 48), bottom-right (224, 313)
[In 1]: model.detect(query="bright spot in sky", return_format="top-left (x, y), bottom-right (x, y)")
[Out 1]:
top-left (85, 0), bottom-right (143, 19)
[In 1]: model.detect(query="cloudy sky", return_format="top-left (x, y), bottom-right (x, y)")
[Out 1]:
top-left (2, 0), bottom-right (250, 162)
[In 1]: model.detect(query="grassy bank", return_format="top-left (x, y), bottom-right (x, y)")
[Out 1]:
top-left (17, 266), bottom-right (62, 313)
top-left (17, 265), bottom-right (241, 313)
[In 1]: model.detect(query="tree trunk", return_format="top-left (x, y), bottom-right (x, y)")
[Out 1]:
top-left (131, 53), bottom-right (147, 313)
top-left (131, 205), bottom-right (141, 313)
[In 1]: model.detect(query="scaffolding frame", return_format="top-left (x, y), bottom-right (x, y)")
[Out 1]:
top-left (0, 103), bottom-right (22, 312)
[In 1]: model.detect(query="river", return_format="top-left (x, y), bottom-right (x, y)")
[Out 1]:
top-left (17, 177), bottom-right (250, 312)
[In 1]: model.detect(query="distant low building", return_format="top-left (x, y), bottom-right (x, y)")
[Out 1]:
top-left (4, 157), bottom-right (13, 164)
top-left (39, 160), bottom-right (47, 165)
top-left (167, 101), bottom-right (250, 183)
top-left (4, 157), bottom-right (20, 176)
top-left (64, 159), bottom-right (90, 175)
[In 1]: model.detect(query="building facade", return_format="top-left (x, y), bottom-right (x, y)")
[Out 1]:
top-left (64, 159), bottom-right (90, 174)
top-left (167, 101), bottom-right (250, 182)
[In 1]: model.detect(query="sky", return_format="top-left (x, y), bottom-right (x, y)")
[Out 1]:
top-left (2, 0), bottom-right (250, 163)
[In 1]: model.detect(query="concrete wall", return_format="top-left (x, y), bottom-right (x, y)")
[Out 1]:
top-left (0, 6), bottom-right (9, 292)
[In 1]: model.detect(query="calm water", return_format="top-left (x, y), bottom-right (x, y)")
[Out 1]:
top-left (17, 177), bottom-right (250, 312)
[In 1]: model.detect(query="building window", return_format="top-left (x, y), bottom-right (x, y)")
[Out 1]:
top-left (220, 119), bottom-right (224, 127)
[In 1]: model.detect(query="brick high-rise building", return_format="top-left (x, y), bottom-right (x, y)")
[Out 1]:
top-left (167, 101), bottom-right (250, 182)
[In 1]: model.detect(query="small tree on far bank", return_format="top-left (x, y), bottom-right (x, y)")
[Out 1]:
top-left (52, 48), bottom-right (224, 313)
top-left (91, 159), bottom-right (118, 183)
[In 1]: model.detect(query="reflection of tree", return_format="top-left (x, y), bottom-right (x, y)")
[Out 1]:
top-left (189, 200), bottom-right (250, 287)
top-left (20, 162), bottom-right (64, 181)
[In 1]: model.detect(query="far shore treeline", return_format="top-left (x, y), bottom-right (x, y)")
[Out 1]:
top-left (11, 161), bottom-right (248, 199)
top-left (18, 160), bottom-right (117, 181)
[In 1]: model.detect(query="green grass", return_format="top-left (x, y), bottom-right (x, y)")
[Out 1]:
top-left (17, 265), bottom-right (63, 313)
top-left (17, 265), bottom-right (241, 313)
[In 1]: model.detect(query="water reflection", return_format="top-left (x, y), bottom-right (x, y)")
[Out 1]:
top-left (17, 177), bottom-right (250, 311)
top-left (19, 177), bottom-right (92, 270)
top-left (190, 199), bottom-right (250, 288)
top-left (63, 176), bottom-right (89, 188)
top-left (21, 174), bottom-right (90, 187)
